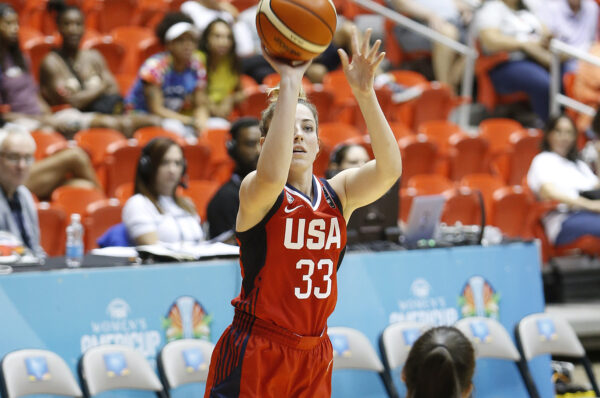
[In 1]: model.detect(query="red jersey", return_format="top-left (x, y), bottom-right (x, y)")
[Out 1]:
top-left (232, 176), bottom-right (347, 336)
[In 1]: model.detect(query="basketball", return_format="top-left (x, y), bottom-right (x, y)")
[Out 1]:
top-left (256, 0), bottom-right (337, 63)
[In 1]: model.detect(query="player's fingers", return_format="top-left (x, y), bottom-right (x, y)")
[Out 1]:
top-left (350, 25), bottom-right (360, 56)
top-left (362, 28), bottom-right (372, 56)
top-left (368, 39), bottom-right (381, 62)
top-left (338, 48), bottom-right (350, 71)
top-left (373, 52), bottom-right (386, 71)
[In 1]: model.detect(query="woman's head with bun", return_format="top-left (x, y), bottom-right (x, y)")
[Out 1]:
top-left (258, 86), bottom-right (318, 137)
top-left (403, 326), bottom-right (475, 398)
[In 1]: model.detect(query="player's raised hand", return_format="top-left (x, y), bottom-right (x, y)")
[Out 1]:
top-left (337, 27), bottom-right (385, 96)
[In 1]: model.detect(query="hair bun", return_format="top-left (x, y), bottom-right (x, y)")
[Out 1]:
top-left (266, 84), bottom-right (307, 104)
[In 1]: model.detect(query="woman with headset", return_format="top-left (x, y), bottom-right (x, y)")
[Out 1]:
top-left (122, 137), bottom-right (204, 245)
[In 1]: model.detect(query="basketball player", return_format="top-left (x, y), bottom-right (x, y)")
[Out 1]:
top-left (204, 28), bottom-right (402, 397)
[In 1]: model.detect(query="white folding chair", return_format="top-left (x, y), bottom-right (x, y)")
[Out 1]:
top-left (78, 344), bottom-right (165, 397)
top-left (515, 313), bottom-right (600, 398)
top-left (157, 339), bottom-right (214, 395)
top-left (378, 322), bottom-right (429, 398)
top-left (329, 327), bottom-right (385, 372)
top-left (0, 349), bottom-right (83, 397)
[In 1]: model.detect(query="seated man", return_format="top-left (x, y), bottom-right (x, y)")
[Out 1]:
top-left (0, 127), bottom-right (45, 258)
top-left (39, 0), bottom-right (159, 137)
top-left (206, 117), bottom-right (260, 239)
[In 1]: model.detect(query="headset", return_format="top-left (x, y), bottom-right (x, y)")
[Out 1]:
top-left (138, 138), bottom-right (188, 188)
top-left (226, 117), bottom-right (260, 161)
top-left (225, 138), bottom-right (237, 159)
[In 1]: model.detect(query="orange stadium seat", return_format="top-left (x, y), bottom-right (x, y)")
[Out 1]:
top-left (400, 174), bottom-right (454, 222)
top-left (114, 182), bottom-right (134, 203)
top-left (31, 130), bottom-right (68, 160)
top-left (262, 73), bottom-right (312, 90)
top-left (131, 0), bottom-right (168, 29)
top-left (111, 26), bottom-right (157, 75)
top-left (447, 133), bottom-right (491, 181)
top-left (183, 143), bottom-right (211, 181)
top-left (21, 35), bottom-right (56, 82)
top-left (383, 19), bottom-right (431, 67)
top-left (230, 0), bottom-right (258, 12)
top-left (74, 128), bottom-right (127, 166)
top-left (133, 126), bottom-right (187, 147)
top-left (197, 127), bottom-right (234, 184)
top-left (492, 185), bottom-right (532, 238)
top-left (80, 35), bottom-right (125, 75)
top-left (20, 0), bottom-right (56, 35)
top-left (441, 187), bottom-right (482, 226)
top-left (83, 198), bottom-right (123, 251)
top-left (417, 120), bottom-right (462, 154)
top-left (115, 73), bottom-right (136, 96)
top-left (51, 186), bottom-right (106, 220)
top-left (505, 129), bottom-right (542, 185)
top-left (103, 141), bottom-right (142, 197)
top-left (460, 173), bottom-right (505, 224)
top-left (479, 118), bottom-right (523, 154)
top-left (183, 180), bottom-right (221, 222)
top-left (314, 122), bottom-right (363, 178)
top-left (237, 87), bottom-right (269, 119)
top-left (37, 202), bottom-right (67, 256)
top-left (85, 0), bottom-right (137, 33)
top-left (397, 134), bottom-right (438, 187)
top-left (307, 87), bottom-right (335, 124)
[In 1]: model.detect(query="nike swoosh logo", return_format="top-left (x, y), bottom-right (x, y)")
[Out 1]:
top-left (284, 204), bottom-right (304, 213)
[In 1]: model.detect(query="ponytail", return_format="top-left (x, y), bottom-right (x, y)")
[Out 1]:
top-left (404, 327), bottom-right (475, 398)
top-left (411, 346), bottom-right (461, 398)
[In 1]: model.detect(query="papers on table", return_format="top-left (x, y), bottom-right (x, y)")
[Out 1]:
top-left (91, 242), bottom-right (240, 261)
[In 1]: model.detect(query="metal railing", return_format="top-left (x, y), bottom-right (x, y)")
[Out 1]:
top-left (351, 0), bottom-right (478, 128)
top-left (550, 39), bottom-right (600, 117)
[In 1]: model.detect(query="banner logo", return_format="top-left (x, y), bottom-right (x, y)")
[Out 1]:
top-left (458, 276), bottom-right (500, 319)
top-left (162, 296), bottom-right (212, 342)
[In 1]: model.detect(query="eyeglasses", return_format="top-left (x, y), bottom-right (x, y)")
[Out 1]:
top-left (0, 152), bottom-right (35, 165)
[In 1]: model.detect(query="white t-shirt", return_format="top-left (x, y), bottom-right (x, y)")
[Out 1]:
top-left (122, 194), bottom-right (204, 245)
top-left (527, 151), bottom-right (599, 243)
top-left (472, 0), bottom-right (544, 55)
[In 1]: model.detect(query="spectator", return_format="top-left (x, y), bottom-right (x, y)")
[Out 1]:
top-left (198, 18), bottom-right (245, 121)
top-left (206, 117), bottom-right (260, 239)
top-left (536, 0), bottom-right (598, 71)
top-left (39, 0), bottom-right (159, 137)
top-left (403, 326), bottom-right (475, 398)
top-left (180, 0), bottom-right (255, 57)
top-left (387, 0), bottom-right (474, 91)
top-left (126, 12), bottom-right (209, 139)
top-left (122, 137), bottom-right (204, 246)
top-left (472, 0), bottom-right (553, 124)
top-left (326, 143), bottom-right (371, 178)
top-left (572, 42), bottom-right (600, 131)
top-left (581, 111), bottom-right (600, 175)
top-left (0, 3), bottom-right (87, 136)
top-left (527, 114), bottom-right (600, 246)
top-left (0, 127), bottom-right (45, 258)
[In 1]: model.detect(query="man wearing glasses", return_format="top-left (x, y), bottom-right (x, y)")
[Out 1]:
top-left (0, 127), bottom-right (45, 258)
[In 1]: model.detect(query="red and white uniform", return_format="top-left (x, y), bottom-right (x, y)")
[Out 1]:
top-left (205, 176), bottom-right (347, 397)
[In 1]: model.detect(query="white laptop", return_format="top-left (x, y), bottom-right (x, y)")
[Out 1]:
top-left (403, 195), bottom-right (446, 248)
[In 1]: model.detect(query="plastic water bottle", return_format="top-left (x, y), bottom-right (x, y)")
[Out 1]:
top-left (66, 213), bottom-right (84, 268)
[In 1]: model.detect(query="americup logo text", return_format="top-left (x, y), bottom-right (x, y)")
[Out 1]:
top-left (80, 298), bottom-right (161, 358)
top-left (389, 278), bottom-right (459, 325)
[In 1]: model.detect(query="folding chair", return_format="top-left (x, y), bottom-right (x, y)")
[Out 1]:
top-left (0, 348), bottom-right (83, 397)
top-left (328, 327), bottom-right (387, 395)
top-left (157, 339), bottom-right (215, 396)
top-left (378, 322), bottom-right (429, 398)
top-left (78, 345), bottom-right (165, 397)
top-left (456, 317), bottom-right (532, 398)
top-left (515, 313), bottom-right (600, 398)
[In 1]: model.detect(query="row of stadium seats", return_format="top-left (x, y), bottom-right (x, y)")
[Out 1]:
top-left (2, 313), bottom-right (597, 397)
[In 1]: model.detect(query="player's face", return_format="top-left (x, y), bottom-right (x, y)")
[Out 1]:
top-left (155, 145), bottom-right (185, 196)
top-left (291, 103), bottom-right (318, 170)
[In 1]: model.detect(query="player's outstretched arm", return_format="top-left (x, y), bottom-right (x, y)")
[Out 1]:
top-left (330, 28), bottom-right (402, 219)
top-left (237, 53), bottom-right (311, 231)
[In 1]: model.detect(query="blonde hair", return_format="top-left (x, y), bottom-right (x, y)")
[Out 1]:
top-left (258, 85), bottom-right (318, 136)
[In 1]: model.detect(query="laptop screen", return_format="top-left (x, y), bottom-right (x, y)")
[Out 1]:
top-left (403, 194), bottom-right (446, 247)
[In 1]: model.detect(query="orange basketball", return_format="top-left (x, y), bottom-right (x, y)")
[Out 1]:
top-left (256, 0), bottom-right (337, 63)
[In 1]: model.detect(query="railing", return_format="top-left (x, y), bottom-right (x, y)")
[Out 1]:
top-left (549, 39), bottom-right (600, 117)
top-left (351, 0), bottom-right (478, 128)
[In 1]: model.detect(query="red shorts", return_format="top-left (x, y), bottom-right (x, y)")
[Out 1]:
top-left (204, 310), bottom-right (333, 398)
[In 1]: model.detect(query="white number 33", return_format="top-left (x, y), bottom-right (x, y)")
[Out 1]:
top-left (294, 259), bottom-right (333, 299)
